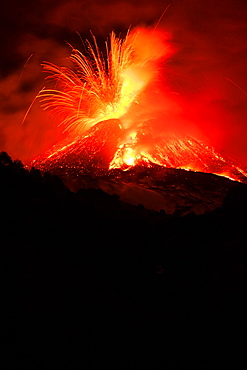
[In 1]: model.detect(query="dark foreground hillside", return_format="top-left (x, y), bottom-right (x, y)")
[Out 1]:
top-left (1, 152), bottom-right (247, 368)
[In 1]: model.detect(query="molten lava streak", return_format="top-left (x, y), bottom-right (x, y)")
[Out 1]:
top-left (32, 28), bottom-right (247, 183)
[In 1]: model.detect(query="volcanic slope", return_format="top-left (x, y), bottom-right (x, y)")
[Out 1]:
top-left (31, 119), bottom-right (122, 176)
top-left (30, 119), bottom-right (247, 215)
top-left (63, 165), bottom-right (246, 215)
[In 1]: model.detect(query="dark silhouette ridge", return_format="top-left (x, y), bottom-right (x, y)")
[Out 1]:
top-left (1, 151), bottom-right (247, 368)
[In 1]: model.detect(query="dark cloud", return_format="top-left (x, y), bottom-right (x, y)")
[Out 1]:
top-left (45, 0), bottom-right (166, 34)
top-left (1, 0), bottom-right (247, 164)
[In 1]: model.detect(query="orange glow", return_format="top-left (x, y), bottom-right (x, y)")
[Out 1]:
top-left (31, 28), bottom-right (247, 185)
top-left (123, 147), bottom-right (137, 166)
top-left (38, 29), bottom-right (170, 135)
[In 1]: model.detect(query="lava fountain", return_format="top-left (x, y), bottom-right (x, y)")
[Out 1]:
top-left (38, 29), bottom-right (170, 134)
top-left (30, 28), bottom-right (247, 183)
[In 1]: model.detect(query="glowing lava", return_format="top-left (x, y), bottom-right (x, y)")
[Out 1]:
top-left (30, 28), bottom-right (247, 184)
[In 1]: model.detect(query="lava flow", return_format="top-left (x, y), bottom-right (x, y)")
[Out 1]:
top-left (30, 28), bottom-right (247, 183)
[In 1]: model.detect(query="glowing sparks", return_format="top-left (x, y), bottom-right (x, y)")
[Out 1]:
top-left (38, 32), bottom-right (132, 134)
top-left (38, 30), bottom-right (167, 135)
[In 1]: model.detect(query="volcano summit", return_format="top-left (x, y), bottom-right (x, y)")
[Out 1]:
top-left (30, 118), bottom-right (247, 215)
top-left (31, 118), bottom-right (247, 182)
top-left (28, 29), bottom-right (247, 215)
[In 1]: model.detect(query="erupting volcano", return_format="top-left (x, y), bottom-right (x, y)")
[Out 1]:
top-left (30, 28), bottom-right (247, 188)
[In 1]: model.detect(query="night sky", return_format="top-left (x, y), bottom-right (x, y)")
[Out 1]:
top-left (1, 0), bottom-right (247, 165)
top-left (1, 3), bottom-right (247, 367)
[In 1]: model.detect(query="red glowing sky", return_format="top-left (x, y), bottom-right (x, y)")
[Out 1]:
top-left (1, 0), bottom-right (247, 165)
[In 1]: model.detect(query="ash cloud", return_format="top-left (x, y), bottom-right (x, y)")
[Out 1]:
top-left (163, 0), bottom-right (247, 162)
top-left (1, 0), bottom-right (247, 164)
